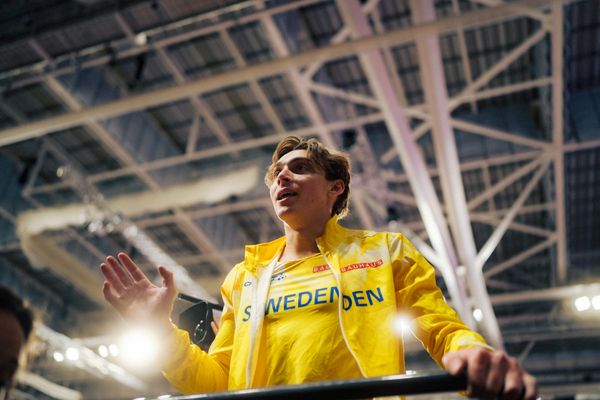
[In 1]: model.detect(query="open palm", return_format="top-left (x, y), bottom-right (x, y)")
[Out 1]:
top-left (100, 252), bottom-right (176, 329)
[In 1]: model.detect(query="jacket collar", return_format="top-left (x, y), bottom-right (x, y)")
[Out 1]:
top-left (242, 215), bottom-right (351, 274)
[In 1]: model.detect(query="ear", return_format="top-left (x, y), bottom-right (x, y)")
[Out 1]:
top-left (329, 180), bottom-right (345, 197)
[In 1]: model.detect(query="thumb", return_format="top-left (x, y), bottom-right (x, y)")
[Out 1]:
top-left (442, 352), bottom-right (467, 375)
top-left (158, 265), bottom-right (175, 293)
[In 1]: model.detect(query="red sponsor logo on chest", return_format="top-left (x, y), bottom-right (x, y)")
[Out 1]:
top-left (340, 259), bottom-right (383, 273)
top-left (312, 264), bottom-right (330, 273)
top-left (312, 260), bottom-right (384, 273)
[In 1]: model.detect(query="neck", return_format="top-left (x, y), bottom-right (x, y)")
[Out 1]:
top-left (280, 214), bottom-right (331, 262)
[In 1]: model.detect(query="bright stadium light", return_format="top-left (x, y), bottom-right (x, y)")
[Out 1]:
top-left (98, 345), bottom-right (109, 358)
top-left (65, 347), bottom-right (79, 361)
top-left (53, 351), bottom-right (64, 362)
top-left (473, 308), bottom-right (483, 322)
top-left (109, 343), bottom-right (119, 357)
top-left (119, 328), bottom-right (159, 369)
top-left (574, 296), bottom-right (591, 312)
top-left (592, 295), bottom-right (600, 311)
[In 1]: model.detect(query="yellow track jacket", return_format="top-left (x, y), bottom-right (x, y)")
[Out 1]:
top-left (162, 215), bottom-right (489, 394)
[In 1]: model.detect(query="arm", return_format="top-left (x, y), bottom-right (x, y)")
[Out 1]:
top-left (389, 233), bottom-right (488, 362)
top-left (388, 234), bottom-right (537, 400)
top-left (161, 267), bottom-right (239, 393)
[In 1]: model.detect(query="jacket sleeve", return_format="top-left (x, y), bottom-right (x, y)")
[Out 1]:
top-left (388, 233), bottom-right (492, 367)
top-left (161, 265), bottom-right (239, 394)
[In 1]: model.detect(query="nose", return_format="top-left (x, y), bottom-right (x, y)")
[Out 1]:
top-left (276, 165), bottom-right (292, 185)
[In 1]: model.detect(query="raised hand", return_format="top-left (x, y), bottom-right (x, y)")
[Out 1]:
top-left (100, 252), bottom-right (177, 332)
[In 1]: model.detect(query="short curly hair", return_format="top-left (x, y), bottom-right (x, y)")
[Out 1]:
top-left (265, 136), bottom-right (351, 218)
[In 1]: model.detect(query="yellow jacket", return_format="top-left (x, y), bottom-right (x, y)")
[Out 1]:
top-left (162, 216), bottom-right (489, 394)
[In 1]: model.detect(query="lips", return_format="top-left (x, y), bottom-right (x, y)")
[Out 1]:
top-left (276, 189), bottom-right (297, 201)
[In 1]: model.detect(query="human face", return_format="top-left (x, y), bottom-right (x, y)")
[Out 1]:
top-left (0, 311), bottom-right (24, 399)
top-left (269, 149), bottom-right (338, 227)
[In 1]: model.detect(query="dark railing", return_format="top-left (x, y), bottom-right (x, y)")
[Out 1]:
top-left (152, 371), bottom-right (466, 400)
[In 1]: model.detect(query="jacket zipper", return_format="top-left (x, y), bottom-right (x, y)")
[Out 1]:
top-left (321, 250), bottom-right (368, 378)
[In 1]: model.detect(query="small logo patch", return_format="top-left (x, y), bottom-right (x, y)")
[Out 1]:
top-left (312, 264), bottom-right (330, 273)
top-left (341, 259), bottom-right (383, 273)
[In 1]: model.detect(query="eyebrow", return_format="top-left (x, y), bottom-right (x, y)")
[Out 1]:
top-left (274, 156), bottom-right (311, 169)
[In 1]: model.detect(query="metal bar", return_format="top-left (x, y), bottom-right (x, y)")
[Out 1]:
top-left (0, 0), bottom-right (321, 87)
top-left (412, 0), bottom-right (489, 335)
top-left (480, 202), bottom-right (555, 217)
top-left (217, 28), bottom-right (288, 136)
top-left (451, 0), bottom-right (478, 113)
top-left (476, 158), bottom-right (552, 269)
top-left (0, 0), bottom-right (575, 147)
top-left (550, 2), bottom-right (567, 283)
top-left (483, 236), bottom-right (556, 278)
top-left (155, 372), bottom-right (466, 400)
top-left (448, 27), bottom-right (548, 110)
top-left (564, 138), bottom-right (600, 152)
top-left (306, 82), bottom-right (381, 108)
top-left (28, 112), bottom-right (385, 195)
top-left (490, 282), bottom-right (600, 305)
top-left (467, 156), bottom-right (545, 211)
top-left (455, 77), bottom-right (552, 104)
top-left (382, 76), bottom-right (553, 165)
top-left (470, 213), bottom-right (556, 238)
top-left (451, 119), bottom-right (551, 150)
top-left (470, 0), bottom-right (550, 23)
top-left (384, 150), bottom-right (541, 183)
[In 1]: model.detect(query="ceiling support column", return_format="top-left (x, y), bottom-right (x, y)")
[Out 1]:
top-left (336, 0), bottom-right (472, 325)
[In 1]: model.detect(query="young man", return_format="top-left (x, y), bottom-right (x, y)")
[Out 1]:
top-left (0, 287), bottom-right (34, 400)
top-left (101, 136), bottom-right (537, 399)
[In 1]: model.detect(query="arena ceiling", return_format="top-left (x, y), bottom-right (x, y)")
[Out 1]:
top-left (0, 0), bottom-right (599, 398)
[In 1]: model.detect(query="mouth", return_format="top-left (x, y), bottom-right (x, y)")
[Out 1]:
top-left (276, 190), bottom-right (297, 201)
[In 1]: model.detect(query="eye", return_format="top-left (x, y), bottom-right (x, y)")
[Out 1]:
top-left (291, 161), bottom-right (311, 174)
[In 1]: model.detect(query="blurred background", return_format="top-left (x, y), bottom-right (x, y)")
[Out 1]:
top-left (0, 0), bottom-right (599, 398)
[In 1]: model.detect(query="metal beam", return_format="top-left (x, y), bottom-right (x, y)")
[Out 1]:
top-left (411, 0), bottom-right (500, 346)
top-left (0, 0), bottom-right (575, 147)
top-left (112, 12), bottom-right (234, 149)
top-left (467, 156), bottom-right (545, 211)
top-left (384, 150), bottom-right (541, 183)
top-left (490, 282), bottom-right (600, 305)
top-left (450, 0), bottom-right (478, 113)
top-left (470, 213), bottom-right (556, 238)
top-left (451, 119), bottom-right (552, 150)
top-left (27, 112), bottom-right (385, 195)
top-left (550, 3), bottom-right (568, 283)
top-left (484, 236), bottom-right (556, 278)
top-left (476, 158), bottom-right (552, 269)
top-left (336, 0), bottom-right (472, 324)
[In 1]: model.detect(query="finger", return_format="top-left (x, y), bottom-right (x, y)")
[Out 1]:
top-left (522, 373), bottom-right (538, 400)
top-left (442, 352), bottom-right (467, 375)
top-left (102, 281), bottom-right (120, 309)
top-left (106, 256), bottom-right (134, 287)
top-left (211, 320), bottom-right (219, 336)
top-left (158, 265), bottom-right (175, 294)
top-left (485, 351), bottom-right (510, 396)
top-left (117, 252), bottom-right (148, 282)
top-left (467, 349), bottom-right (491, 399)
top-left (501, 359), bottom-right (524, 400)
top-left (100, 263), bottom-right (127, 295)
